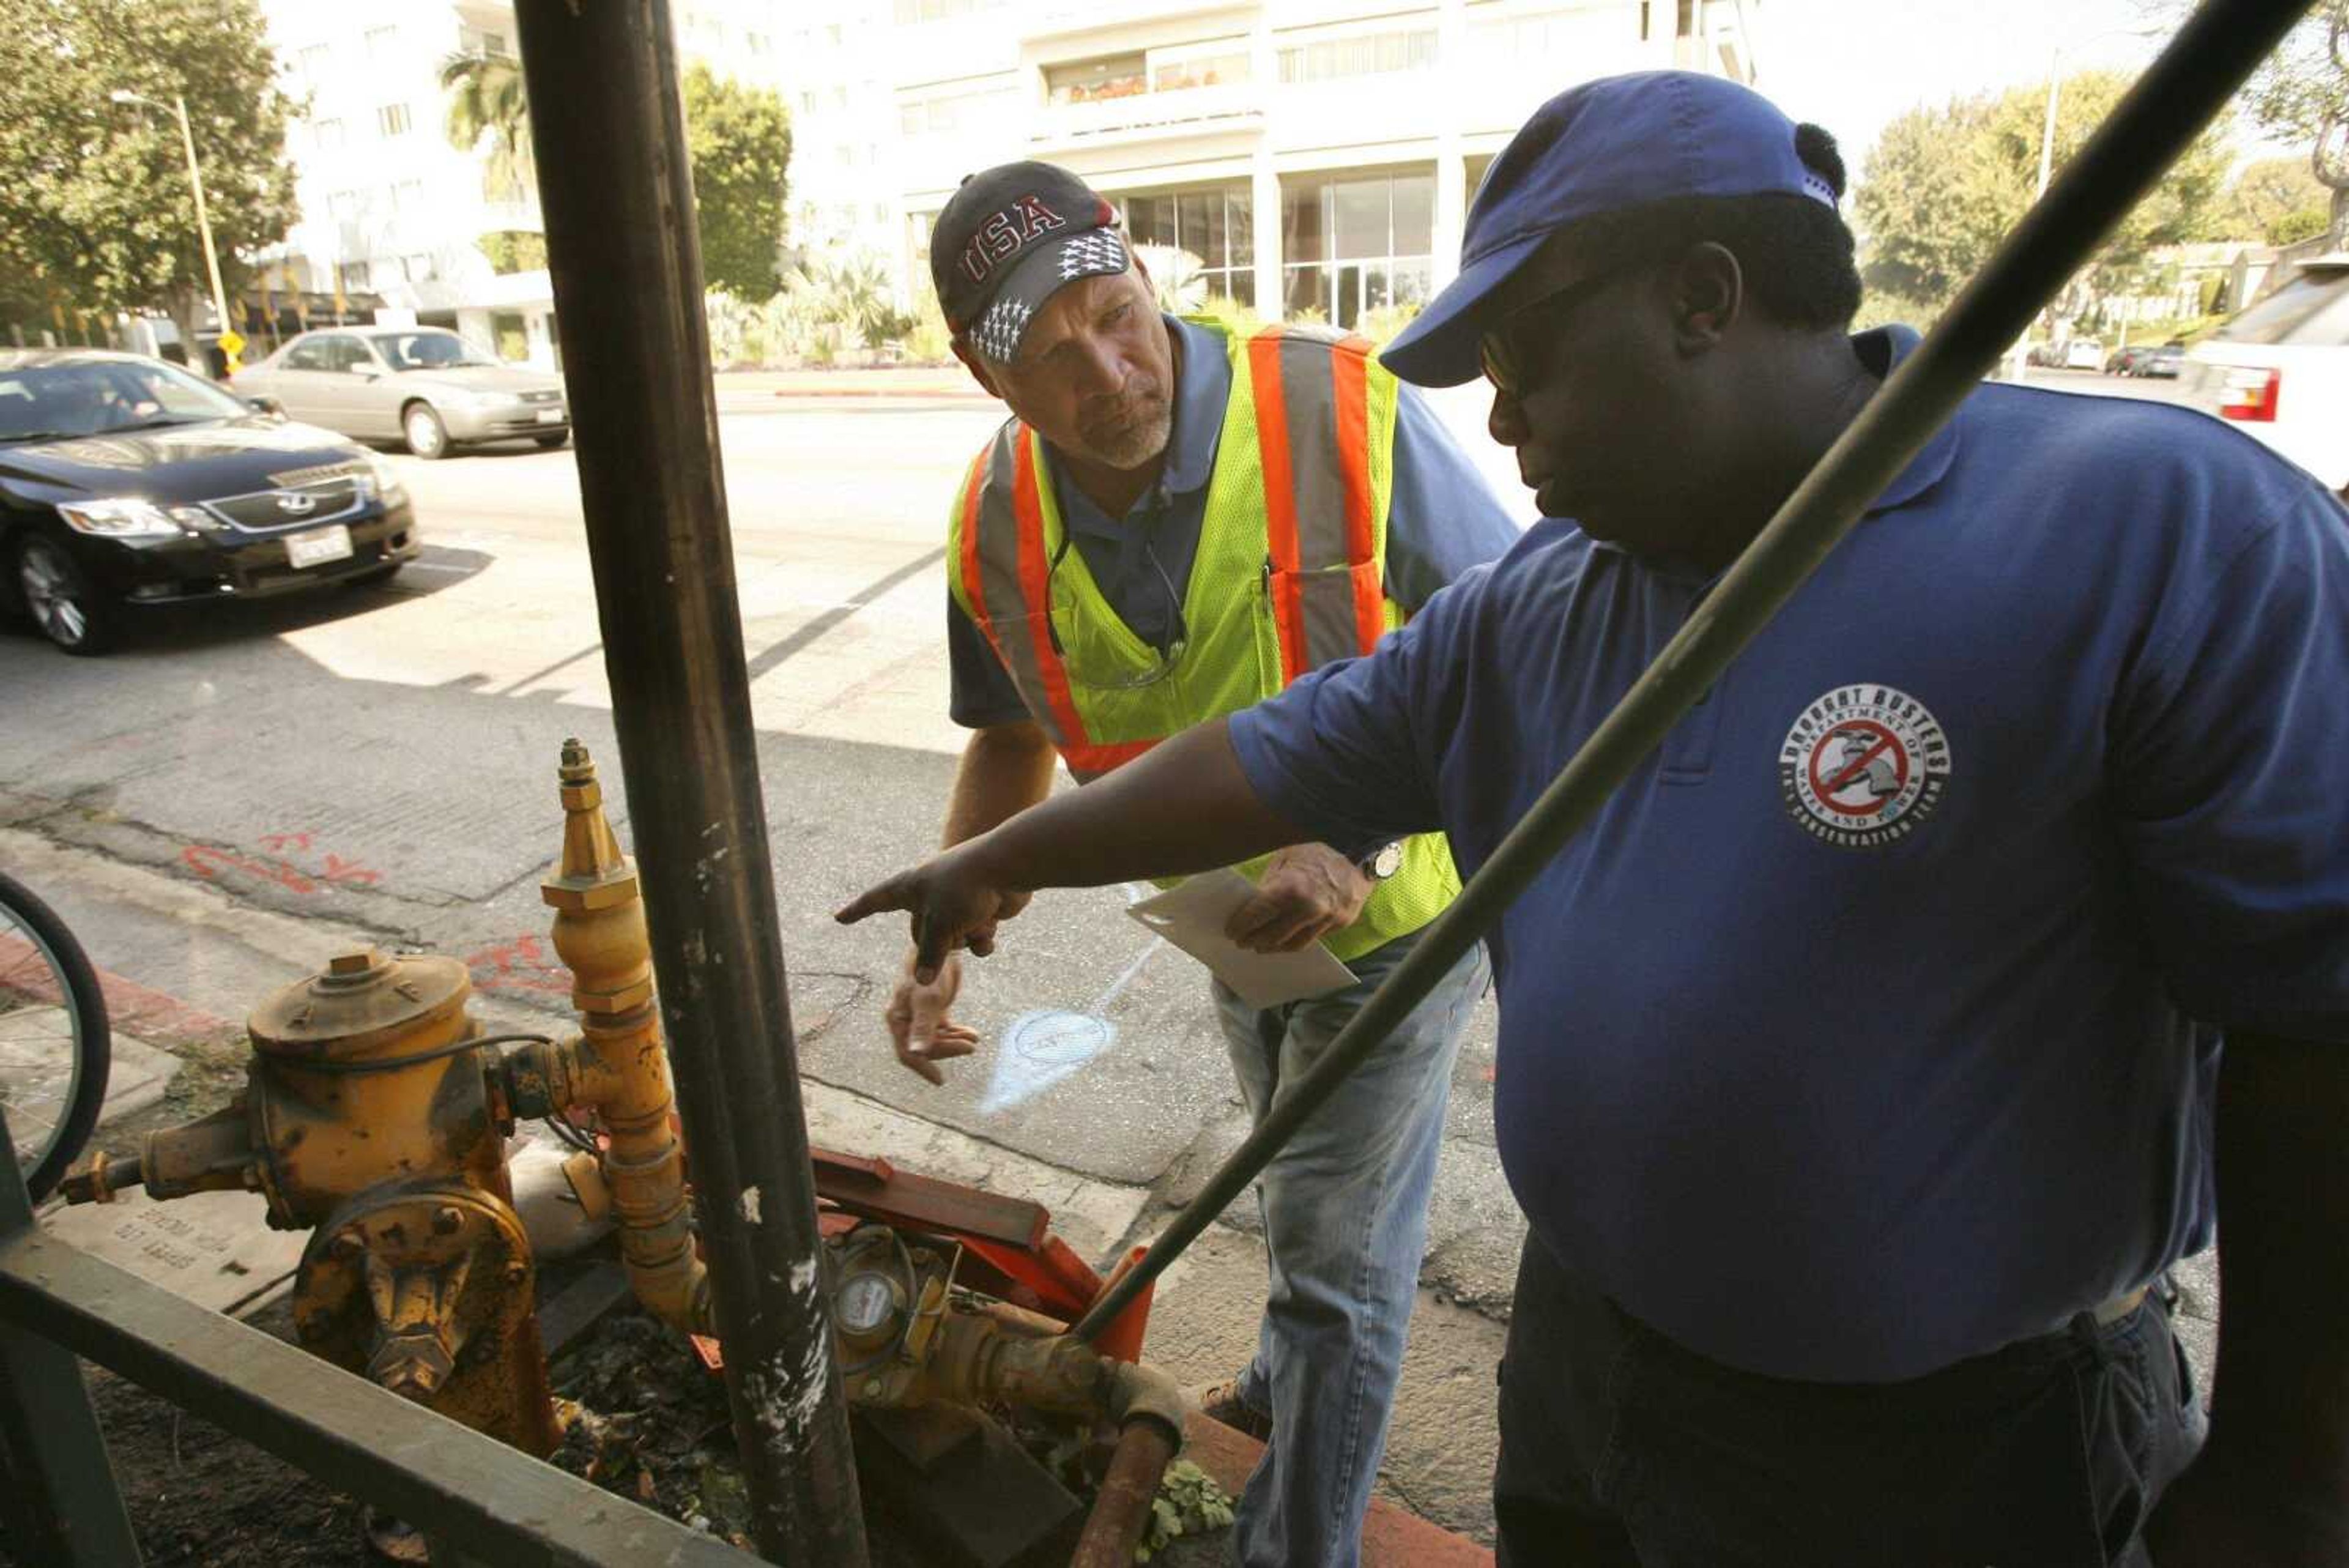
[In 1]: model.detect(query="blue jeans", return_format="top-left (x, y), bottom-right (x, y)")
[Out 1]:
top-left (1212, 935), bottom-right (1488, 1568)
top-left (1494, 1232), bottom-right (2208, 1568)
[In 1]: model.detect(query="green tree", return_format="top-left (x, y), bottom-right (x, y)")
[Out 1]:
top-left (1854, 70), bottom-right (2228, 325)
top-left (2139, 0), bottom-right (2349, 246)
top-left (0, 0), bottom-right (300, 358)
top-left (2240, 1), bottom-right (2349, 246)
top-left (439, 50), bottom-right (533, 202)
top-left (681, 64), bottom-right (793, 299)
top-left (2222, 155), bottom-right (2335, 245)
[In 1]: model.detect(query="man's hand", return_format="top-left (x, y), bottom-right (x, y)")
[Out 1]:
top-left (836, 845), bottom-right (1033, 981)
top-left (1223, 843), bottom-right (1374, 954)
top-left (883, 950), bottom-right (982, 1087)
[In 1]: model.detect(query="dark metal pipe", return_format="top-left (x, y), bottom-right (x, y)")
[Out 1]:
top-left (1073, 0), bottom-right (2316, 1345)
top-left (508, 4), bottom-right (867, 1562)
top-left (0, 1112), bottom-right (143, 1567)
top-left (1069, 1419), bottom-right (1182, 1568)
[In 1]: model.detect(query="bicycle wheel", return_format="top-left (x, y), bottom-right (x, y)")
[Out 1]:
top-left (0, 870), bottom-right (111, 1202)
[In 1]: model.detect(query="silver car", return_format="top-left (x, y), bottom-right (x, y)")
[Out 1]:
top-left (232, 327), bottom-right (568, 460)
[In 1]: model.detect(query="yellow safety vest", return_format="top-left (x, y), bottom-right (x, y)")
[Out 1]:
top-left (946, 319), bottom-right (1460, 963)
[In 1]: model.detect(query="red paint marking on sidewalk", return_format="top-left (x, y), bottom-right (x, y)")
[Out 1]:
top-left (0, 934), bottom-right (239, 1049)
top-left (176, 834), bottom-right (384, 897)
top-left (463, 932), bottom-right (573, 997)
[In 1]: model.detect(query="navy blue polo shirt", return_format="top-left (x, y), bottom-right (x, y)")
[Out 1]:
top-left (948, 315), bottom-right (1523, 727)
top-left (1229, 328), bottom-right (2349, 1382)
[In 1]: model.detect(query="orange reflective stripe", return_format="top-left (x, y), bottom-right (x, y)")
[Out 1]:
top-left (1249, 331), bottom-right (1311, 682)
top-left (1061, 735), bottom-right (1156, 780)
top-left (957, 447), bottom-right (994, 650)
top-left (1011, 433), bottom-right (1091, 749)
top-left (1328, 341), bottom-right (1386, 654)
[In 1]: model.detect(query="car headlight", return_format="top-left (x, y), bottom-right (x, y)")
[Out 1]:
top-left (360, 453), bottom-right (409, 506)
top-left (55, 499), bottom-right (190, 538)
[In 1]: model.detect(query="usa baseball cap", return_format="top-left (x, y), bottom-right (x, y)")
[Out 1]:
top-left (1380, 71), bottom-right (1838, 387)
top-left (932, 162), bottom-right (1132, 365)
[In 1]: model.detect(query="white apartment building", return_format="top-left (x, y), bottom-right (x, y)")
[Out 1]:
top-left (868, 0), bottom-right (1759, 327)
top-left (257, 0), bottom-right (789, 363)
top-left (255, 2), bottom-right (1757, 357)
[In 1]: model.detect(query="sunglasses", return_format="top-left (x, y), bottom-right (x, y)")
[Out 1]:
top-left (1477, 268), bottom-right (1621, 401)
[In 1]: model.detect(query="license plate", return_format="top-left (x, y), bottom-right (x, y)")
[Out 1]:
top-left (535, 407), bottom-right (564, 424)
top-left (285, 524), bottom-right (353, 569)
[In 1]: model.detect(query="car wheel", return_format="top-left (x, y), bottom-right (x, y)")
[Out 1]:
top-left (15, 534), bottom-right (114, 655)
top-left (533, 431), bottom-right (570, 450)
top-left (403, 403), bottom-right (452, 460)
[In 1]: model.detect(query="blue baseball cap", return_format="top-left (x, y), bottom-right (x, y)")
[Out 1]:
top-left (1381, 71), bottom-right (1838, 387)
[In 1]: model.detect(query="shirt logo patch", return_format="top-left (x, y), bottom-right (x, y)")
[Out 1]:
top-left (1778, 684), bottom-right (1951, 850)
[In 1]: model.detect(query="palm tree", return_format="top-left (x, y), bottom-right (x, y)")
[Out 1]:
top-left (439, 51), bottom-right (533, 203)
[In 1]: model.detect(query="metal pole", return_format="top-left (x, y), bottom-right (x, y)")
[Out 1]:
top-left (173, 95), bottom-right (232, 346)
top-left (508, 4), bottom-right (869, 1564)
top-left (1072, 0), bottom-right (2315, 1345)
top-left (0, 1113), bottom-right (144, 1566)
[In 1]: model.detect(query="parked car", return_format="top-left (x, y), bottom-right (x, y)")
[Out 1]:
top-left (2025, 342), bottom-right (2064, 368)
top-left (2063, 338), bottom-right (2105, 370)
top-left (234, 327), bottom-right (568, 460)
top-left (2183, 257), bottom-right (2349, 493)
top-left (0, 349), bottom-right (420, 654)
top-left (2104, 344), bottom-right (2150, 376)
top-left (2130, 342), bottom-right (2186, 379)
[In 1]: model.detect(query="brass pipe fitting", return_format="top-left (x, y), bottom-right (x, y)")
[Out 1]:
top-left (528, 740), bottom-right (716, 1339)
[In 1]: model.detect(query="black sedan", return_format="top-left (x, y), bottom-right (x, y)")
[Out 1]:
top-left (0, 349), bottom-right (420, 653)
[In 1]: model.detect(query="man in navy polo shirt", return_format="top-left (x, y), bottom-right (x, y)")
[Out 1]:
top-left (842, 74), bottom-right (2349, 1566)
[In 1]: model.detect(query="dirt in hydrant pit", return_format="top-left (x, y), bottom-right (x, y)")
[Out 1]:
top-left (0, 1280), bottom-right (939, 1567)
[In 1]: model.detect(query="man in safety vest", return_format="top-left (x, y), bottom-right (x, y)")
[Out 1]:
top-left (887, 160), bottom-right (1520, 1566)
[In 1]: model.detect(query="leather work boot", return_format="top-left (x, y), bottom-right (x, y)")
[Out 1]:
top-left (1189, 1378), bottom-right (1274, 1442)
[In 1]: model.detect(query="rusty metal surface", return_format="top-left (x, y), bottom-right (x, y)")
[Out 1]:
top-left (293, 1183), bottom-right (560, 1455)
top-left (813, 1146), bottom-right (1050, 1250)
top-left (247, 949), bottom-right (469, 1060)
top-left (1070, 1419), bottom-right (1180, 1568)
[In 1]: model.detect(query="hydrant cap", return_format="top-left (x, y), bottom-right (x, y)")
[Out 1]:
top-left (249, 951), bottom-right (472, 1058)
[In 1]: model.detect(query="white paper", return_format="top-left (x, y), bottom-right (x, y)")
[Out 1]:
top-left (1125, 869), bottom-right (1357, 1009)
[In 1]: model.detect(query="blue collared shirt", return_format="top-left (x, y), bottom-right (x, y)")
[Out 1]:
top-left (947, 314), bottom-right (1523, 727)
top-left (1228, 327), bottom-right (2349, 1381)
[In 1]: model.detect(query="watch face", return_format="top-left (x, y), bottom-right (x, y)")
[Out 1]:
top-left (1373, 842), bottom-right (1405, 879)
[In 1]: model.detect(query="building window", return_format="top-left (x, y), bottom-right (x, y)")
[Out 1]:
top-left (1046, 53), bottom-right (1146, 106)
top-left (376, 103), bottom-right (412, 138)
top-left (748, 31), bottom-right (770, 54)
top-left (392, 179), bottom-right (425, 210)
top-left (404, 254), bottom-right (436, 283)
top-left (1151, 41), bottom-right (1250, 94)
top-left (365, 24), bottom-right (396, 56)
top-left (836, 144), bottom-right (855, 167)
top-left (1466, 4), bottom-right (1636, 62)
top-left (1276, 28), bottom-right (1438, 85)
top-left (873, 203), bottom-right (889, 224)
top-left (313, 117), bottom-right (344, 149)
top-left (1280, 169), bottom-right (1436, 329)
top-left (340, 260), bottom-right (371, 290)
top-left (1121, 182), bottom-right (1255, 310)
top-left (328, 190), bottom-right (361, 221)
top-left (298, 42), bottom-right (330, 75)
top-left (1677, 0), bottom-right (1696, 35)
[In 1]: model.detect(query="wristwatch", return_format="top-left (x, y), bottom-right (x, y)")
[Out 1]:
top-left (1359, 841), bottom-right (1405, 882)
